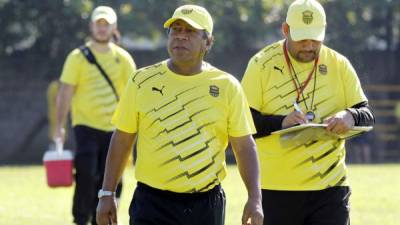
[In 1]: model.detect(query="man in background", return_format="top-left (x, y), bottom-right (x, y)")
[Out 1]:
top-left (54, 6), bottom-right (136, 225)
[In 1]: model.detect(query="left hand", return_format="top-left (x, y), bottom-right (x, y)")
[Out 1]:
top-left (242, 197), bottom-right (264, 225)
top-left (324, 110), bottom-right (355, 135)
top-left (96, 196), bottom-right (118, 225)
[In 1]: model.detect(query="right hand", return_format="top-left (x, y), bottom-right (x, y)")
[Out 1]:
top-left (96, 197), bottom-right (118, 225)
top-left (282, 111), bottom-right (308, 128)
top-left (52, 127), bottom-right (66, 144)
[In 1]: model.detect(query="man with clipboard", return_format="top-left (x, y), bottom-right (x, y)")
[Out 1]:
top-left (241, 0), bottom-right (375, 225)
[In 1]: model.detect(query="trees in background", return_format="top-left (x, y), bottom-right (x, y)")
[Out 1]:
top-left (0, 0), bottom-right (399, 77)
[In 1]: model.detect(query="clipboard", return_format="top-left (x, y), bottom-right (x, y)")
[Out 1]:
top-left (272, 123), bottom-right (373, 139)
top-left (271, 123), bottom-right (373, 148)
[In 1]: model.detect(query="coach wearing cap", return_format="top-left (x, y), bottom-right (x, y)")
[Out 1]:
top-left (241, 0), bottom-right (374, 224)
top-left (96, 4), bottom-right (263, 225)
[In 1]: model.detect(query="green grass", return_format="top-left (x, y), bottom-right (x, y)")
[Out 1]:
top-left (1, 164), bottom-right (399, 225)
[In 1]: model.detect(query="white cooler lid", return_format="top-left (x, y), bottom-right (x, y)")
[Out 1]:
top-left (43, 150), bottom-right (74, 161)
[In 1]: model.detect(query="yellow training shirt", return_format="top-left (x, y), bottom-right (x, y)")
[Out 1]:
top-left (112, 60), bottom-right (256, 193)
top-left (241, 40), bottom-right (367, 190)
top-left (60, 43), bottom-right (136, 131)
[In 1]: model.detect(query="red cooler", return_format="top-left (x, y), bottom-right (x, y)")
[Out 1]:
top-left (43, 144), bottom-right (74, 187)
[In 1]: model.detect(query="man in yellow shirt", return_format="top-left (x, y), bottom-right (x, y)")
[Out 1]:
top-left (241, 0), bottom-right (374, 225)
top-left (96, 4), bottom-right (263, 225)
top-left (54, 6), bottom-right (136, 225)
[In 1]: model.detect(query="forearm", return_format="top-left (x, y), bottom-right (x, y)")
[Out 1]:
top-left (55, 84), bottom-right (74, 130)
top-left (102, 130), bottom-right (135, 191)
top-left (251, 108), bottom-right (285, 138)
top-left (346, 101), bottom-right (375, 126)
top-left (230, 136), bottom-right (261, 199)
top-left (55, 101), bottom-right (69, 131)
top-left (236, 151), bottom-right (261, 199)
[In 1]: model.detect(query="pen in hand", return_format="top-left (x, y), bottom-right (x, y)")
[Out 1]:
top-left (293, 102), bottom-right (316, 123)
top-left (293, 101), bottom-right (303, 114)
top-left (292, 101), bottom-right (309, 125)
top-left (282, 102), bottom-right (308, 128)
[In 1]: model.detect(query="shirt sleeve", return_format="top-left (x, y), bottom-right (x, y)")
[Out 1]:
top-left (227, 79), bottom-right (257, 137)
top-left (122, 52), bottom-right (137, 83)
top-left (111, 77), bottom-right (138, 134)
top-left (241, 56), bottom-right (264, 111)
top-left (342, 57), bottom-right (368, 107)
top-left (60, 50), bottom-right (81, 85)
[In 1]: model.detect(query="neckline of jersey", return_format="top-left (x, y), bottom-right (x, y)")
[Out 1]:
top-left (163, 60), bottom-right (214, 80)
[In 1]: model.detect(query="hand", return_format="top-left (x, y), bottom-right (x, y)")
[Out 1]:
top-left (53, 127), bottom-right (66, 144)
top-left (242, 197), bottom-right (263, 225)
top-left (324, 110), bottom-right (355, 134)
top-left (282, 111), bottom-right (308, 128)
top-left (96, 196), bottom-right (118, 225)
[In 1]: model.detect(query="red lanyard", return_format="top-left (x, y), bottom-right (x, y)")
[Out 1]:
top-left (283, 40), bottom-right (319, 103)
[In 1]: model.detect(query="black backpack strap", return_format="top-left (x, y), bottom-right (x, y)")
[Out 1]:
top-left (79, 45), bottom-right (119, 101)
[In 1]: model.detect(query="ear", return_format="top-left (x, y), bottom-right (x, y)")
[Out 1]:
top-left (281, 22), bottom-right (289, 38)
top-left (205, 35), bottom-right (214, 52)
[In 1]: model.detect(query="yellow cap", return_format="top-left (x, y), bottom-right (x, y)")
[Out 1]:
top-left (163, 5), bottom-right (213, 35)
top-left (286, 0), bottom-right (326, 41)
top-left (91, 6), bottom-right (117, 24)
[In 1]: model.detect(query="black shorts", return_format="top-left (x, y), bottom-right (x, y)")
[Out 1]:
top-left (262, 186), bottom-right (351, 225)
top-left (129, 182), bottom-right (226, 225)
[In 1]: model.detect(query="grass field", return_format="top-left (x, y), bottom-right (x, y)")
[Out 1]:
top-left (1, 164), bottom-right (399, 225)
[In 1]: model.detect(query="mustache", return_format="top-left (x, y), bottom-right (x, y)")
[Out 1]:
top-left (295, 51), bottom-right (318, 62)
top-left (298, 50), bottom-right (316, 55)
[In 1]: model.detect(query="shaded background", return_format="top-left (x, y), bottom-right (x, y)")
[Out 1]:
top-left (1, 0), bottom-right (399, 164)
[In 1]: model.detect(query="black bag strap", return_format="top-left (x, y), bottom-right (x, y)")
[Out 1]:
top-left (79, 45), bottom-right (119, 101)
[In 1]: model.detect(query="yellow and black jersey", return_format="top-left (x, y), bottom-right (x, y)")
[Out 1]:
top-left (112, 60), bottom-right (255, 193)
top-left (60, 42), bottom-right (136, 131)
top-left (241, 40), bottom-right (367, 190)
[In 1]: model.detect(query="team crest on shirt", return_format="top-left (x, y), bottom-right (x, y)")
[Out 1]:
top-left (181, 9), bottom-right (193, 14)
top-left (115, 57), bottom-right (120, 64)
top-left (318, 64), bottom-right (328, 75)
top-left (302, 10), bottom-right (314, 24)
top-left (209, 85), bottom-right (219, 97)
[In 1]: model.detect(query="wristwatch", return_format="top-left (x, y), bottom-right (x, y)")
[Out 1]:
top-left (98, 189), bottom-right (115, 199)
